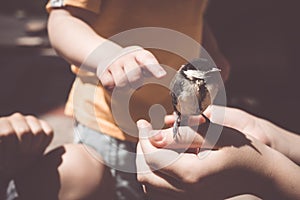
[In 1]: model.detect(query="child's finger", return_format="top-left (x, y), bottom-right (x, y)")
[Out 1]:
top-left (99, 70), bottom-right (115, 90)
top-left (9, 113), bottom-right (32, 154)
top-left (124, 60), bottom-right (142, 84)
top-left (110, 65), bottom-right (129, 88)
top-left (25, 116), bottom-right (45, 154)
top-left (135, 50), bottom-right (166, 78)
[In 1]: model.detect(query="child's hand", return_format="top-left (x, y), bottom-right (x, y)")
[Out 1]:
top-left (0, 113), bottom-right (53, 179)
top-left (98, 49), bottom-right (166, 90)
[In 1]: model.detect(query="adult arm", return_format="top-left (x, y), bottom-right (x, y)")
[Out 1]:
top-left (205, 106), bottom-right (300, 165)
top-left (165, 105), bottom-right (300, 165)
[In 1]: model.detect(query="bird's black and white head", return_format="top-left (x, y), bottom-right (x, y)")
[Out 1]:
top-left (179, 58), bottom-right (221, 82)
top-left (171, 58), bottom-right (221, 107)
top-left (170, 58), bottom-right (221, 137)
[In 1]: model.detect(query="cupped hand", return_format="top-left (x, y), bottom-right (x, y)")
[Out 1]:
top-left (136, 119), bottom-right (277, 200)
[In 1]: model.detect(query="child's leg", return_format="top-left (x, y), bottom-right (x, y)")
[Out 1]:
top-left (74, 123), bottom-right (146, 200)
top-left (14, 144), bottom-right (114, 200)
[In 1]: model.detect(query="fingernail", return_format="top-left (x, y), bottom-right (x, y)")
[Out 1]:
top-left (143, 59), bottom-right (157, 66)
top-left (136, 120), bottom-right (144, 128)
top-left (157, 70), bottom-right (167, 77)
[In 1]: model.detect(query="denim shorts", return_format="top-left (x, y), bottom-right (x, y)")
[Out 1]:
top-left (74, 123), bottom-right (146, 200)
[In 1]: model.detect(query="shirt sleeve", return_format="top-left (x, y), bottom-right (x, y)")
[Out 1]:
top-left (46, 0), bottom-right (102, 14)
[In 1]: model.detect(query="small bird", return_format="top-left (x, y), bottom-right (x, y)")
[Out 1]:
top-left (170, 58), bottom-right (221, 137)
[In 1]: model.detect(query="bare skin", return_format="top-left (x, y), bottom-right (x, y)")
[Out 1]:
top-left (48, 7), bottom-right (166, 91)
top-left (48, 6), bottom-right (229, 90)
top-left (137, 107), bottom-right (300, 200)
top-left (165, 106), bottom-right (300, 164)
top-left (0, 113), bottom-right (112, 200)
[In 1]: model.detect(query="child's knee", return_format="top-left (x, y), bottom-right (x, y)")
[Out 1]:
top-left (57, 144), bottom-right (113, 199)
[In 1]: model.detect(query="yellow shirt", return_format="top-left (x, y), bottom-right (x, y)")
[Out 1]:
top-left (47, 0), bottom-right (208, 142)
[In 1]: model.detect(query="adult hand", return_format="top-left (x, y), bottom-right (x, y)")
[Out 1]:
top-left (166, 106), bottom-right (276, 149)
top-left (136, 119), bottom-right (290, 200)
top-left (166, 105), bottom-right (300, 164)
top-left (98, 48), bottom-right (166, 90)
top-left (0, 113), bottom-right (53, 180)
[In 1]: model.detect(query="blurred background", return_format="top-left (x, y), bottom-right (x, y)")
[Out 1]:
top-left (207, 0), bottom-right (300, 134)
top-left (0, 0), bottom-right (299, 150)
